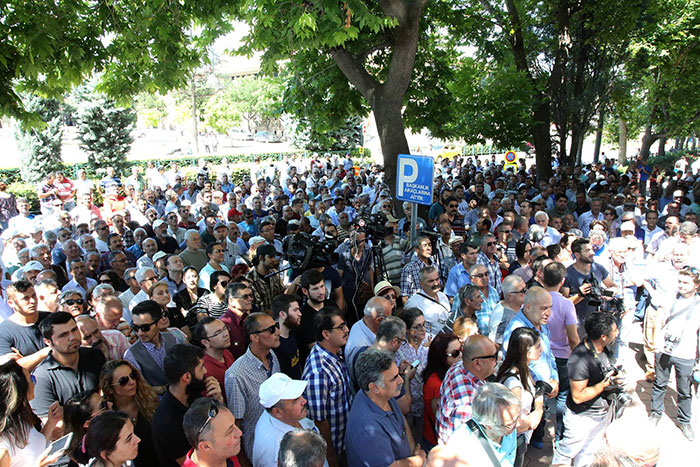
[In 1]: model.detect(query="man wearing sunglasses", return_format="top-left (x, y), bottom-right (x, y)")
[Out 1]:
top-left (225, 312), bottom-right (281, 465)
top-left (476, 234), bottom-right (503, 296)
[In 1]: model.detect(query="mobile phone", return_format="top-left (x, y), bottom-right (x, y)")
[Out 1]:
top-left (410, 359), bottom-right (421, 368)
top-left (47, 432), bottom-right (73, 458)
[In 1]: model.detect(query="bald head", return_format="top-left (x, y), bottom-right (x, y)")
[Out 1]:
top-left (363, 296), bottom-right (392, 333)
top-left (462, 334), bottom-right (497, 381)
top-left (523, 286), bottom-right (552, 327)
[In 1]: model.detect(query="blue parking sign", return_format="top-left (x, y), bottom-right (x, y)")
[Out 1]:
top-left (396, 154), bottom-right (434, 205)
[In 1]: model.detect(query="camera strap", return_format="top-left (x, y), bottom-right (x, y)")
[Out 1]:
top-left (466, 419), bottom-right (503, 467)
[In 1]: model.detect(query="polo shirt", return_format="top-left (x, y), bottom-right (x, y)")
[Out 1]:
top-left (0, 312), bottom-right (49, 356)
top-left (220, 308), bottom-right (247, 359)
top-left (182, 449), bottom-right (240, 467)
top-left (346, 390), bottom-right (411, 466)
top-left (152, 389), bottom-right (194, 467)
top-left (444, 262), bottom-right (471, 298)
top-left (345, 319), bottom-right (375, 366)
top-left (203, 350), bottom-right (235, 401)
top-left (30, 347), bottom-right (106, 417)
top-left (252, 411), bottom-right (324, 467)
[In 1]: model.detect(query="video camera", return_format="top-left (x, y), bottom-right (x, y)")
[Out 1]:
top-left (601, 364), bottom-right (633, 411)
top-left (582, 277), bottom-right (626, 319)
top-left (285, 232), bottom-right (339, 271)
top-left (353, 212), bottom-right (388, 241)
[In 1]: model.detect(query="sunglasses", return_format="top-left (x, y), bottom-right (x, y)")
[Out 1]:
top-left (472, 353), bottom-right (499, 361)
top-left (447, 349), bottom-right (462, 358)
top-left (131, 321), bottom-right (157, 332)
top-left (218, 280), bottom-right (229, 288)
top-left (251, 323), bottom-right (280, 335)
top-left (113, 370), bottom-right (138, 387)
top-left (198, 403), bottom-right (219, 436)
top-left (486, 241), bottom-right (497, 246)
top-left (63, 298), bottom-right (84, 306)
top-left (99, 278), bottom-right (113, 284)
top-left (471, 272), bottom-right (488, 279)
top-left (235, 293), bottom-right (254, 300)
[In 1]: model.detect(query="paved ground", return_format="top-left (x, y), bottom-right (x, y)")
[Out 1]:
top-left (523, 321), bottom-right (698, 466)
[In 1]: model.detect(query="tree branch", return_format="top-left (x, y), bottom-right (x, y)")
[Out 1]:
top-left (329, 47), bottom-right (380, 105)
top-left (479, 0), bottom-right (507, 30)
top-left (355, 39), bottom-right (391, 63)
top-left (382, 0), bottom-right (428, 97)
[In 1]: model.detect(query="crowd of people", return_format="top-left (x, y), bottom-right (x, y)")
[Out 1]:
top-left (0, 151), bottom-right (698, 467)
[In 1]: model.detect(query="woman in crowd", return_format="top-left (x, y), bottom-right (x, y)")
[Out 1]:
top-left (496, 327), bottom-right (545, 467)
top-left (174, 266), bottom-right (210, 322)
top-left (64, 389), bottom-right (109, 465)
top-left (148, 281), bottom-right (191, 341)
top-left (194, 270), bottom-right (231, 319)
top-left (0, 359), bottom-right (63, 467)
top-left (509, 240), bottom-right (532, 273)
top-left (397, 308), bottom-right (431, 441)
top-left (421, 333), bottom-right (462, 450)
top-left (99, 360), bottom-right (158, 467)
top-left (73, 411), bottom-right (140, 467)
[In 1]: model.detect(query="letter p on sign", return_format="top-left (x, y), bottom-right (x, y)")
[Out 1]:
top-left (398, 158), bottom-right (418, 197)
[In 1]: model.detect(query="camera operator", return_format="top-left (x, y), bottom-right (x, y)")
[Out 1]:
top-left (381, 213), bottom-right (409, 287)
top-left (566, 238), bottom-right (615, 335)
top-left (552, 311), bottom-right (620, 467)
top-left (649, 267), bottom-right (700, 441)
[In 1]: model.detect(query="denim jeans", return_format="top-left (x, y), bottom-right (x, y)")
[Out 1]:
top-left (555, 357), bottom-right (570, 441)
top-left (651, 352), bottom-right (694, 424)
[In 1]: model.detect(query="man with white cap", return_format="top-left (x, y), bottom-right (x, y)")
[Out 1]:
top-left (252, 373), bottom-right (326, 467)
top-left (18, 260), bottom-right (44, 284)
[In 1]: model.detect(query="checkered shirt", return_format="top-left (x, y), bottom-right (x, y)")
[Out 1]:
top-left (302, 343), bottom-right (351, 454)
top-left (477, 251), bottom-right (503, 296)
top-left (436, 361), bottom-right (483, 445)
top-left (400, 255), bottom-right (448, 298)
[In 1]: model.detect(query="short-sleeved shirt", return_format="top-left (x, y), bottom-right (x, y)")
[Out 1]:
top-left (444, 262), bottom-right (471, 298)
top-left (548, 291), bottom-right (578, 359)
top-left (436, 361), bottom-right (483, 444)
top-left (30, 347), bottom-right (106, 417)
top-left (346, 390), bottom-right (411, 466)
top-left (220, 308), bottom-right (248, 359)
top-left (566, 263), bottom-right (609, 323)
top-left (302, 343), bottom-right (352, 454)
top-left (203, 350), bottom-right (235, 401)
top-left (0, 312), bottom-right (49, 356)
top-left (502, 312), bottom-right (558, 384)
top-left (273, 333), bottom-right (302, 379)
top-left (566, 341), bottom-right (613, 415)
top-left (225, 347), bottom-right (280, 459)
top-left (422, 372), bottom-right (442, 445)
top-left (252, 411), bottom-right (323, 467)
top-left (294, 301), bottom-right (332, 364)
top-left (152, 390), bottom-right (194, 467)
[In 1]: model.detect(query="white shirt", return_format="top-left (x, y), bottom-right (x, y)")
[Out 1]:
top-left (345, 319), bottom-right (376, 366)
top-left (577, 210), bottom-right (604, 236)
top-left (252, 411), bottom-right (327, 467)
top-left (0, 426), bottom-right (47, 467)
top-left (539, 226), bottom-right (562, 247)
top-left (129, 289), bottom-right (149, 311)
top-left (118, 289), bottom-right (137, 322)
top-left (404, 291), bottom-right (451, 334)
top-left (62, 277), bottom-right (97, 296)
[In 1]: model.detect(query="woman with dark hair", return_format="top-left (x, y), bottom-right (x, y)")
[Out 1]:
top-left (98, 270), bottom-right (127, 293)
top-left (0, 359), bottom-right (62, 467)
top-left (64, 389), bottom-right (108, 464)
top-left (397, 307), bottom-right (431, 441)
top-left (73, 411), bottom-right (140, 467)
top-left (99, 360), bottom-right (158, 467)
top-left (173, 267), bottom-right (208, 323)
top-left (496, 327), bottom-right (545, 467)
top-left (148, 281), bottom-right (191, 341)
top-left (421, 333), bottom-right (462, 449)
top-left (509, 239), bottom-right (532, 273)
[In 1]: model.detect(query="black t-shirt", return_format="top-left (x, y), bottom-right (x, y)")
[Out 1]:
top-left (156, 236), bottom-right (180, 254)
top-left (295, 300), bottom-right (333, 364)
top-left (566, 341), bottom-right (614, 415)
top-left (0, 312), bottom-right (50, 356)
top-left (273, 334), bottom-right (302, 379)
top-left (152, 390), bottom-right (194, 467)
top-left (566, 263), bottom-right (609, 323)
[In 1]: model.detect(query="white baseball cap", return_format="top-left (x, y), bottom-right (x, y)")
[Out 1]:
top-left (259, 373), bottom-right (308, 409)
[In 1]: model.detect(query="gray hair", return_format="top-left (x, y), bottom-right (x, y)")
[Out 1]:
top-left (375, 316), bottom-right (406, 344)
top-left (30, 244), bottom-right (50, 259)
top-left (142, 237), bottom-right (157, 248)
top-left (458, 284), bottom-right (480, 304)
top-left (92, 283), bottom-right (115, 299)
top-left (534, 210), bottom-right (549, 221)
top-left (589, 231), bottom-right (607, 243)
top-left (59, 289), bottom-right (84, 302)
top-left (471, 382), bottom-right (521, 436)
top-left (355, 348), bottom-right (395, 391)
top-left (184, 229), bottom-right (200, 241)
top-left (62, 239), bottom-right (79, 250)
top-left (43, 231), bottom-right (57, 243)
top-left (278, 429), bottom-right (327, 467)
top-left (419, 266), bottom-right (437, 283)
top-left (78, 234), bottom-right (94, 247)
top-left (123, 267), bottom-right (138, 281)
top-left (363, 296), bottom-right (387, 318)
top-left (679, 221), bottom-right (698, 235)
top-left (94, 294), bottom-right (123, 316)
top-left (135, 267), bottom-right (157, 284)
top-left (183, 397), bottom-right (225, 447)
top-left (480, 234), bottom-right (496, 247)
top-left (501, 274), bottom-right (525, 295)
top-left (133, 227), bottom-right (147, 237)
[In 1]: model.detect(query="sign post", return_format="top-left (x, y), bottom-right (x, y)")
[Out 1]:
top-left (504, 150), bottom-right (518, 171)
top-left (396, 154), bottom-right (434, 245)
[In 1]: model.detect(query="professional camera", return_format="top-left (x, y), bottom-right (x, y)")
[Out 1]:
top-left (353, 212), bottom-right (388, 241)
top-left (601, 364), bottom-right (633, 409)
top-left (534, 380), bottom-right (554, 398)
top-left (582, 277), bottom-right (625, 318)
top-left (285, 232), bottom-right (339, 270)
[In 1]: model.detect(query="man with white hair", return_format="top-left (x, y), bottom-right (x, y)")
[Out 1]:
top-left (128, 267), bottom-right (159, 312)
top-left (534, 211), bottom-right (561, 247)
top-left (345, 296), bottom-right (392, 365)
top-left (179, 229), bottom-right (209, 272)
top-left (488, 274), bottom-right (527, 345)
top-left (404, 266), bottom-right (451, 332)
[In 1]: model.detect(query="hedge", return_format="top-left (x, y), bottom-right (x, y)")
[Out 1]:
top-left (647, 149), bottom-right (699, 172)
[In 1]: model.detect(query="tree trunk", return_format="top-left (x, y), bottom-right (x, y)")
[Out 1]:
top-left (618, 117), bottom-right (627, 165)
top-left (639, 125), bottom-right (660, 159)
top-left (571, 126), bottom-right (584, 165)
top-left (532, 98), bottom-right (553, 182)
top-left (593, 106), bottom-right (605, 164)
top-left (692, 133), bottom-right (697, 151)
top-left (674, 138), bottom-right (682, 150)
top-left (191, 78), bottom-right (199, 153)
top-left (372, 100), bottom-right (408, 214)
top-left (658, 136), bottom-right (667, 157)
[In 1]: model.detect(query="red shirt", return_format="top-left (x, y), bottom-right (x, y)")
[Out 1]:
top-left (422, 372), bottom-right (442, 445)
top-left (220, 309), bottom-right (248, 359)
top-left (182, 449), bottom-right (241, 467)
top-left (202, 350), bottom-right (235, 400)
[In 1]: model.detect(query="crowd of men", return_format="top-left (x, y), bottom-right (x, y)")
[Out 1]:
top-left (0, 151), bottom-right (699, 467)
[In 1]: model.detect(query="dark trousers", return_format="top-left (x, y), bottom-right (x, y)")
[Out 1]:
top-left (531, 406), bottom-right (547, 444)
top-left (651, 352), bottom-right (694, 424)
top-left (555, 357), bottom-right (570, 441)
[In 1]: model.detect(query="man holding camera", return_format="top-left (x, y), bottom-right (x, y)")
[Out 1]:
top-left (552, 312), bottom-right (620, 467)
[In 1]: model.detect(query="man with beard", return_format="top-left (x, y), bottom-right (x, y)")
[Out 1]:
top-left (272, 294), bottom-right (303, 379)
top-left (295, 269), bottom-right (332, 364)
top-left (62, 258), bottom-right (97, 295)
top-left (30, 312), bottom-right (106, 417)
top-left (194, 317), bottom-right (235, 401)
top-left (246, 245), bottom-right (284, 315)
top-left (152, 343), bottom-right (224, 467)
top-left (124, 300), bottom-right (179, 392)
top-left (225, 312), bottom-right (281, 465)
top-left (404, 266), bottom-right (451, 333)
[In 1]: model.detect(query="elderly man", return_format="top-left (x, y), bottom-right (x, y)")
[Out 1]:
top-left (502, 286), bottom-right (559, 449)
top-left (436, 334), bottom-right (499, 444)
top-left (179, 229), bottom-right (209, 272)
top-left (75, 314), bottom-right (128, 360)
top-left (30, 244), bottom-right (68, 288)
top-left (476, 234), bottom-right (503, 296)
top-left (128, 267), bottom-right (159, 312)
top-left (278, 430), bottom-right (327, 467)
top-left (346, 349), bottom-right (426, 467)
top-left (404, 266), bottom-right (451, 334)
top-left (252, 373), bottom-right (324, 467)
top-left (400, 235), bottom-right (447, 302)
top-left (345, 297), bottom-right (392, 366)
top-left (534, 211), bottom-right (562, 247)
top-left (455, 263), bottom-right (500, 336)
top-left (488, 274), bottom-right (528, 345)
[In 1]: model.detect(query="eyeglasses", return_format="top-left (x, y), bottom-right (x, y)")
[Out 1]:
top-left (97, 226), bottom-right (109, 231)
top-left (114, 370), bottom-right (138, 387)
top-left (501, 414), bottom-right (521, 431)
top-left (448, 204), bottom-right (458, 208)
top-left (205, 328), bottom-right (227, 340)
top-left (411, 324), bottom-right (425, 331)
top-left (510, 288), bottom-right (528, 295)
top-left (251, 323), bottom-right (280, 335)
top-left (472, 353), bottom-right (499, 361)
top-left (235, 293), bottom-right (254, 300)
top-left (486, 241), bottom-right (497, 246)
top-left (331, 321), bottom-right (348, 331)
top-left (63, 298), bottom-right (84, 306)
top-left (447, 349), bottom-right (462, 358)
top-left (683, 266), bottom-right (699, 275)
top-left (471, 272), bottom-right (488, 279)
top-left (218, 280), bottom-right (229, 288)
top-left (198, 403), bottom-right (219, 436)
top-left (131, 321), bottom-right (157, 332)
top-left (501, 230), bottom-right (512, 234)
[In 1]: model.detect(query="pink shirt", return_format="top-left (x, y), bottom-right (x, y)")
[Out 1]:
top-left (548, 291), bottom-right (578, 359)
